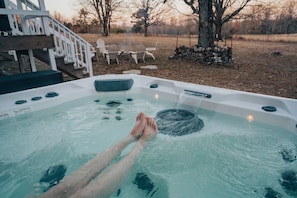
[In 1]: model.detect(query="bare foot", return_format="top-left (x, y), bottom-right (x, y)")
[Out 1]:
top-left (130, 112), bottom-right (147, 139)
top-left (139, 117), bottom-right (158, 142)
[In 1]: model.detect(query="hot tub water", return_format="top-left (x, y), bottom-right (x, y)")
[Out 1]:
top-left (0, 94), bottom-right (296, 198)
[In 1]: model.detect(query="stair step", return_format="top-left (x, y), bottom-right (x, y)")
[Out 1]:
top-left (31, 49), bottom-right (87, 79)
top-left (13, 48), bottom-right (88, 79)
top-left (0, 52), bottom-right (15, 61)
top-left (57, 64), bottom-right (85, 79)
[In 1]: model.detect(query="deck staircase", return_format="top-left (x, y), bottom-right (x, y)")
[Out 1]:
top-left (21, 48), bottom-right (88, 79)
top-left (0, 0), bottom-right (94, 78)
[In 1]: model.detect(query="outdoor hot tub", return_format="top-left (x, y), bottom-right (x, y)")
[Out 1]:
top-left (0, 74), bottom-right (297, 198)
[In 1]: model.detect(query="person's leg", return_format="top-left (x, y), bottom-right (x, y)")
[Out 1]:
top-left (40, 112), bottom-right (147, 198)
top-left (70, 117), bottom-right (158, 198)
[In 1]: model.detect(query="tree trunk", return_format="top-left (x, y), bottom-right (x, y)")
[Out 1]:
top-left (214, 19), bottom-right (223, 40)
top-left (102, 16), bottom-right (109, 36)
top-left (144, 24), bottom-right (148, 37)
top-left (144, 13), bottom-right (148, 37)
top-left (214, 6), bottom-right (223, 41)
top-left (198, 0), bottom-right (213, 48)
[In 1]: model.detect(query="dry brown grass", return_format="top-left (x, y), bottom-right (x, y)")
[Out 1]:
top-left (236, 34), bottom-right (297, 42)
top-left (1, 33), bottom-right (295, 98)
top-left (80, 33), bottom-right (297, 99)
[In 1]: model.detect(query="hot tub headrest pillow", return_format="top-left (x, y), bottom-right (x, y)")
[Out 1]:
top-left (94, 79), bottom-right (134, 92)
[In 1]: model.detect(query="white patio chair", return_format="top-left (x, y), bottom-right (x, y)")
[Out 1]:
top-left (96, 39), bottom-right (108, 57)
top-left (130, 44), bottom-right (146, 64)
top-left (105, 44), bottom-right (119, 65)
top-left (145, 41), bottom-right (158, 60)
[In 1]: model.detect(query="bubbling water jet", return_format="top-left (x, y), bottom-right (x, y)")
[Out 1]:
top-left (155, 109), bottom-right (204, 136)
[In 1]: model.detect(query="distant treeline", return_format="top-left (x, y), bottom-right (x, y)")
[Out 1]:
top-left (62, 5), bottom-right (297, 38)
top-left (67, 15), bottom-right (297, 38)
top-left (229, 17), bottom-right (297, 35)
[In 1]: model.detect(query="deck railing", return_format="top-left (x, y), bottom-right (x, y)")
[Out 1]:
top-left (1, 0), bottom-right (94, 76)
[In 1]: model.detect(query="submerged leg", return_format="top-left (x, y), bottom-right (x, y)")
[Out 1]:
top-left (70, 117), bottom-right (158, 198)
top-left (40, 112), bottom-right (146, 198)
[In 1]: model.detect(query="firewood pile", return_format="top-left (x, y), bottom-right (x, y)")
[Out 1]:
top-left (169, 45), bottom-right (233, 66)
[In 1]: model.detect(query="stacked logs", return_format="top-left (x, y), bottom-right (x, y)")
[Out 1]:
top-left (169, 45), bottom-right (233, 65)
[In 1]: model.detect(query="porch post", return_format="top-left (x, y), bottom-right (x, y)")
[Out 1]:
top-left (16, 0), bottom-right (37, 72)
top-left (38, 0), bottom-right (57, 71)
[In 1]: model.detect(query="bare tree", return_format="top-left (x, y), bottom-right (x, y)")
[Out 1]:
top-left (239, 0), bottom-right (297, 34)
top-left (181, 0), bottom-right (213, 48)
top-left (247, 3), bottom-right (275, 34)
top-left (213, 0), bottom-right (252, 40)
top-left (131, 0), bottom-right (169, 37)
top-left (77, 8), bottom-right (90, 33)
top-left (52, 11), bottom-right (67, 23)
top-left (80, 0), bottom-right (123, 36)
top-left (278, 0), bottom-right (297, 34)
top-left (168, 0), bottom-right (251, 46)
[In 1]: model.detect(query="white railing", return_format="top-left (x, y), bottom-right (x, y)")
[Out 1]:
top-left (47, 17), bottom-right (94, 73)
top-left (1, 0), bottom-right (94, 76)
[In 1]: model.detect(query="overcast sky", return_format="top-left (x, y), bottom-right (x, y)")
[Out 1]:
top-left (44, 0), bottom-right (77, 18)
top-left (42, 0), bottom-right (280, 20)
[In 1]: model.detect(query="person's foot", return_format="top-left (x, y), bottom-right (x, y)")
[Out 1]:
top-left (139, 117), bottom-right (158, 142)
top-left (130, 112), bottom-right (147, 139)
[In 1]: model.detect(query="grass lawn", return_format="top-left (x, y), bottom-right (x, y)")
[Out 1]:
top-left (80, 33), bottom-right (297, 99)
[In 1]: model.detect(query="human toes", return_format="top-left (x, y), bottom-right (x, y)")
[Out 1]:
top-left (136, 112), bottom-right (146, 121)
top-left (146, 117), bottom-right (158, 132)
